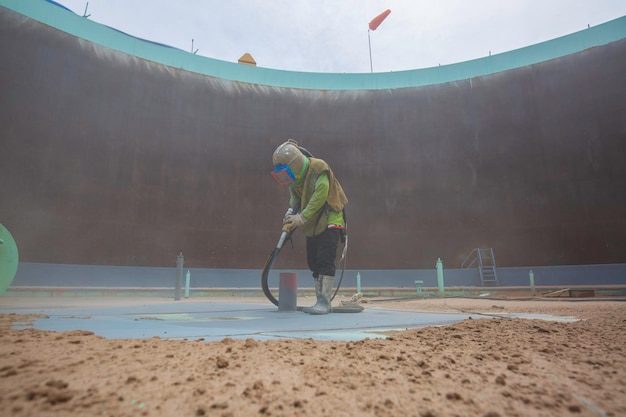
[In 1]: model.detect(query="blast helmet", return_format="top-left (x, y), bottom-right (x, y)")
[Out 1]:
top-left (271, 139), bottom-right (307, 185)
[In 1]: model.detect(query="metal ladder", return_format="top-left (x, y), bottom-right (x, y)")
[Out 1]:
top-left (461, 248), bottom-right (498, 286)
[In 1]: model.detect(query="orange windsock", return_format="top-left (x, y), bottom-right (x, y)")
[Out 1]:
top-left (369, 9), bottom-right (391, 31)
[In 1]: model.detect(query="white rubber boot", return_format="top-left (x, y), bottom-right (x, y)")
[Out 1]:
top-left (306, 275), bottom-right (334, 315)
top-left (302, 276), bottom-right (321, 314)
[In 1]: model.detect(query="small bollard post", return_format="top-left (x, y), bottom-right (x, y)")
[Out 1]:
top-left (436, 258), bottom-right (444, 296)
top-left (278, 272), bottom-right (297, 311)
top-left (529, 270), bottom-right (535, 295)
top-left (356, 272), bottom-right (361, 294)
top-left (415, 280), bottom-right (424, 296)
top-left (175, 252), bottom-right (184, 301)
top-left (185, 270), bottom-right (191, 298)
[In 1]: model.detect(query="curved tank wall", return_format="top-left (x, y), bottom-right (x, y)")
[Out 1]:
top-left (1, 3), bottom-right (626, 269)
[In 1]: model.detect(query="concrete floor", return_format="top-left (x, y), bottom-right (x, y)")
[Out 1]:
top-left (0, 296), bottom-right (474, 342)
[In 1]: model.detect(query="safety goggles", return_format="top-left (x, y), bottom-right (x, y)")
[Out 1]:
top-left (271, 163), bottom-right (296, 185)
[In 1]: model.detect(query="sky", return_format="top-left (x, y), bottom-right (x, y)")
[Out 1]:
top-left (56, 0), bottom-right (626, 74)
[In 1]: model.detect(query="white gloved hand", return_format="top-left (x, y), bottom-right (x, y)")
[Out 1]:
top-left (283, 213), bottom-right (305, 228)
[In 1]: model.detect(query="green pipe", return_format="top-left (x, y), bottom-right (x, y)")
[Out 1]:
top-left (185, 270), bottom-right (191, 298)
top-left (0, 224), bottom-right (19, 295)
top-left (436, 258), bottom-right (444, 296)
top-left (175, 253), bottom-right (183, 300)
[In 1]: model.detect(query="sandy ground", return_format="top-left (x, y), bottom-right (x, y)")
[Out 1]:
top-left (0, 295), bottom-right (625, 417)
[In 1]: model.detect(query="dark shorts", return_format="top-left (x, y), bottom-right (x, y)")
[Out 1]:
top-left (306, 228), bottom-right (341, 278)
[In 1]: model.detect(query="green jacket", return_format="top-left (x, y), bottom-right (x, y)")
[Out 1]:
top-left (289, 157), bottom-right (348, 237)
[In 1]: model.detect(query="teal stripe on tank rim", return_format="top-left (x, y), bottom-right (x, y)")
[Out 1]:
top-left (2, 0), bottom-right (625, 90)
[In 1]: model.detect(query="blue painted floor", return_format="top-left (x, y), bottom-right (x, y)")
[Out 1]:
top-left (0, 298), bottom-right (474, 342)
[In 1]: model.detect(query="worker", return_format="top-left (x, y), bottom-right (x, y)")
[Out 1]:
top-left (271, 139), bottom-right (348, 314)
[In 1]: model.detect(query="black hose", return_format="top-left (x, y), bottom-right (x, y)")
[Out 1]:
top-left (261, 248), bottom-right (281, 306)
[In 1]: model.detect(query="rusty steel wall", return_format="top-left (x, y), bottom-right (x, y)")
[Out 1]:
top-left (1, 8), bottom-right (626, 269)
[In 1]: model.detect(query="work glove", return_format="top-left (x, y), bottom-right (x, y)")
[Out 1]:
top-left (283, 213), bottom-right (305, 231)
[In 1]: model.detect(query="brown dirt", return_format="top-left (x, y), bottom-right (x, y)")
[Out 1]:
top-left (0, 296), bottom-right (625, 417)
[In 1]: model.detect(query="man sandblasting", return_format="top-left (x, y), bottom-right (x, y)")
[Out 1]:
top-left (271, 139), bottom-right (348, 314)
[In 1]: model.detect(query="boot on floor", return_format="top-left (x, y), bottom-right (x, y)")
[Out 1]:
top-left (303, 275), bottom-right (334, 315)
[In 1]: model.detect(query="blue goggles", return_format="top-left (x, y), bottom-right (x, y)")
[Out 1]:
top-left (271, 163), bottom-right (296, 185)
